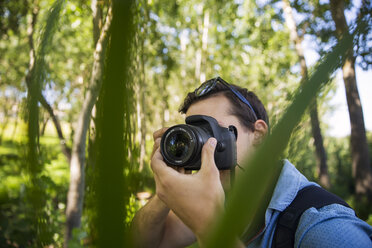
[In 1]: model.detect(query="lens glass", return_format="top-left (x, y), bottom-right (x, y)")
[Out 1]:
top-left (166, 131), bottom-right (191, 160)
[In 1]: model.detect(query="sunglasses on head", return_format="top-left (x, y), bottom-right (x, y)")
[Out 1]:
top-left (194, 77), bottom-right (258, 120)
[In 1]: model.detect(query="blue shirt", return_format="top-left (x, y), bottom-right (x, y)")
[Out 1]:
top-left (246, 160), bottom-right (372, 248)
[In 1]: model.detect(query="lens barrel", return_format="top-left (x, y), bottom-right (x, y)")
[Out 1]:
top-left (160, 125), bottom-right (209, 167)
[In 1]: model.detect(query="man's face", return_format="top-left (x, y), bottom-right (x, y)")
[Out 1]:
top-left (185, 94), bottom-right (256, 188)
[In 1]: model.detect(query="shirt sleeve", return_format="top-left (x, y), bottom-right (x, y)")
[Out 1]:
top-left (294, 204), bottom-right (372, 248)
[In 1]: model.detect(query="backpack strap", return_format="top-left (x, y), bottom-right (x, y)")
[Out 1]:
top-left (272, 185), bottom-right (351, 248)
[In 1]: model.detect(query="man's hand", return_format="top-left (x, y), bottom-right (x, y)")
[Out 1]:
top-left (151, 137), bottom-right (225, 244)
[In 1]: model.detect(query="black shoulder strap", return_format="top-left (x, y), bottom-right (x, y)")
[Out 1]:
top-left (272, 185), bottom-right (351, 248)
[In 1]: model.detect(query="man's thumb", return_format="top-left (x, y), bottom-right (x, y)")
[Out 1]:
top-left (200, 138), bottom-right (218, 173)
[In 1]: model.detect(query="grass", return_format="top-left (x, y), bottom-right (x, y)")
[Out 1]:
top-left (0, 145), bottom-right (17, 155)
top-left (0, 122), bottom-right (71, 247)
top-left (0, 119), bottom-right (70, 192)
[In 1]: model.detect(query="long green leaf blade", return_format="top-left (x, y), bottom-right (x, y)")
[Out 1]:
top-left (93, 0), bottom-right (135, 247)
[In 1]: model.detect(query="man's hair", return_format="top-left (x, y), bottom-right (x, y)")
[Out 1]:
top-left (179, 82), bottom-right (269, 132)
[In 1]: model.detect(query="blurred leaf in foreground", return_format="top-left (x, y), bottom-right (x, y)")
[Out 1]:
top-left (92, 0), bottom-right (135, 247)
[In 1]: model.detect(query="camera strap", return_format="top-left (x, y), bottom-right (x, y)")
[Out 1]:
top-left (272, 185), bottom-right (352, 248)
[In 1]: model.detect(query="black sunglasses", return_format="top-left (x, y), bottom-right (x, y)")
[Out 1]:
top-left (194, 77), bottom-right (258, 120)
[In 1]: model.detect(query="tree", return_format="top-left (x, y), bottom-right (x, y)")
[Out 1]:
top-left (65, 0), bottom-right (112, 244)
top-left (25, 0), bottom-right (71, 161)
top-left (329, 0), bottom-right (372, 200)
top-left (25, 0), bottom-right (65, 245)
top-left (282, 0), bottom-right (330, 188)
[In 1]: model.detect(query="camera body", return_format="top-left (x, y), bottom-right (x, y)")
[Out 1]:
top-left (160, 115), bottom-right (237, 170)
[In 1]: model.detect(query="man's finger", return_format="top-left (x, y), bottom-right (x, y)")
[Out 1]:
top-left (154, 137), bottom-right (161, 147)
top-left (151, 147), bottom-right (178, 178)
top-left (151, 127), bottom-right (168, 158)
top-left (200, 138), bottom-right (218, 175)
top-left (153, 127), bottom-right (169, 140)
top-left (151, 137), bottom-right (161, 158)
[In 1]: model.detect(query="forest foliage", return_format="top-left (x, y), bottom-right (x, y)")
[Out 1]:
top-left (0, 0), bottom-right (371, 247)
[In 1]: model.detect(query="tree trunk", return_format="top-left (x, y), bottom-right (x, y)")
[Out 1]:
top-left (283, 0), bottom-right (330, 188)
top-left (139, 91), bottom-right (147, 171)
top-left (25, 1), bottom-right (38, 109)
top-left (309, 103), bottom-right (329, 188)
top-left (138, 32), bottom-right (147, 171)
top-left (159, 77), bottom-right (169, 127)
top-left (0, 105), bottom-right (9, 145)
top-left (195, 6), bottom-right (209, 83)
top-left (39, 95), bottom-right (71, 160)
top-left (40, 115), bottom-right (49, 136)
top-left (330, 0), bottom-right (372, 199)
top-left (25, 0), bottom-right (71, 161)
top-left (92, 0), bottom-right (103, 46)
top-left (64, 4), bottom-right (112, 245)
top-left (194, 4), bottom-right (203, 83)
top-left (200, 9), bottom-right (209, 83)
top-left (11, 104), bottom-right (20, 140)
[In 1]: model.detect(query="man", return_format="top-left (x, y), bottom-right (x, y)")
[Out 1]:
top-left (132, 77), bottom-right (372, 247)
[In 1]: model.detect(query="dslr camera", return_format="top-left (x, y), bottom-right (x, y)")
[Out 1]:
top-left (160, 115), bottom-right (237, 170)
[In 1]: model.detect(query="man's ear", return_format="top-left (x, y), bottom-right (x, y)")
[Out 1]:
top-left (253, 120), bottom-right (268, 146)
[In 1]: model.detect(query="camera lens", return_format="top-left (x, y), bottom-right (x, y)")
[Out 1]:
top-left (161, 125), bottom-right (200, 166)
top-left (166, 131), bottom-right (190, 159)
top-left (160, 124), bottom-right (210, 168)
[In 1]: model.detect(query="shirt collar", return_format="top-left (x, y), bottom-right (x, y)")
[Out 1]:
top-left (267, 159), bottom-right (310, 212)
